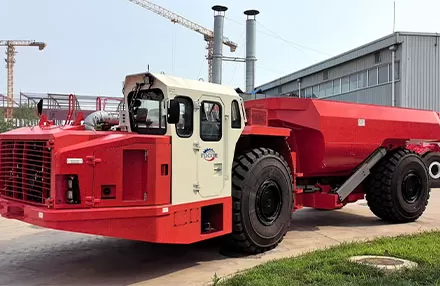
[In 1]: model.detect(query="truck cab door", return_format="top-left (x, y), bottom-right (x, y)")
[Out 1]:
top-left (196, 97), bottom-right (226, 198)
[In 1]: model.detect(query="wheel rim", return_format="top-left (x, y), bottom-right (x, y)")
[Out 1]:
top-left (401, 171), bottom-right (422, 204)
top-left (255, 180), bottom-right (283, 226)
top-left (429, 161), bottom-right (440, 179)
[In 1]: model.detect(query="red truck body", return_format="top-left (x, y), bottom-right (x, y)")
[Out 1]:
top-left (244, 98), bottom-right (440, 177)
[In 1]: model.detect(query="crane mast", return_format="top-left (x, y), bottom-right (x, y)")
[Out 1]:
top-left (0, 40), bottom-right (46, 121)
top-left (127, 0), bottom-right (238, 83)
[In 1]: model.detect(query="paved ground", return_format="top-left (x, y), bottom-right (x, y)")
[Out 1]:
top-left (1, 190), bottom-right (440, 286)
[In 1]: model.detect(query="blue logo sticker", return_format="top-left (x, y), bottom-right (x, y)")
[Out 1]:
top-left (201, 148), bottom-right (218, 162)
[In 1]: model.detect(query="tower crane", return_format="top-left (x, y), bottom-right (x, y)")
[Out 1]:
top-left (0, 40), bottom-right (46, 121)
top-left (127, 0), bottom-right (238, 83)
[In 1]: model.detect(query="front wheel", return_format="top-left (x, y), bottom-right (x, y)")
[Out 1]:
top-left (231, 147), bottom-right (293, 254)
top-left (366, 148), bottom-right (430, 223)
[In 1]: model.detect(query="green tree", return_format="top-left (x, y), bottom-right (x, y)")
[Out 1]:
top-left (0, 109), bottom-right (13, 133)
top-left (14, 104), bottom-right (39, 121)
top-left (11, 104), bottom-right (39, 129)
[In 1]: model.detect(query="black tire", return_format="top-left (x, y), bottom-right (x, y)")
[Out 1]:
top-left (231, 147), bottom-right (293, 254)
top-left (422, 152), bottom-right (440, 188)
top-left (366, 148), bottom-right (430, 223)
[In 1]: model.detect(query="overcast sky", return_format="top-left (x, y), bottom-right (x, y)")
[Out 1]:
top-left (1, 0), bottom-right (439, 97)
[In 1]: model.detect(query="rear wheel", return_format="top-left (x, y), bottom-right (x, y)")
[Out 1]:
top-left (366, 148), bottom-right (430, 223)
top-left (422, 152), bottom-right (440, 188)
top-left (231, 147), bottom-right (293, 254)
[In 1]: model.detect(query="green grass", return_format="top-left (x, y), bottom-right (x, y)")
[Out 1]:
top-left (219, 231), bottom-right (440, 286)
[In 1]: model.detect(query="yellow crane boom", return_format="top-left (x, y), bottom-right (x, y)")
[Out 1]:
top-left (127, 0), bottom-right (237, 82)
top-left (0, 40), bottom-right (46, 121)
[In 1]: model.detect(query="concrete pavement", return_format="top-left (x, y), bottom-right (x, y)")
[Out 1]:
top-left (1, 190), bottom-right (439, 286)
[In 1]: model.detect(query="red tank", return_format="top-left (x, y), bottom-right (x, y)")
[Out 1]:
top-left (245, 98), bottom-right (440, 177)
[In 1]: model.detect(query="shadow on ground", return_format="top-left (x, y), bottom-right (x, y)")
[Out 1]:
top-left (290, 206), bottom-right (387, 231)
top-left (0, 207), bottom-right (385, 285)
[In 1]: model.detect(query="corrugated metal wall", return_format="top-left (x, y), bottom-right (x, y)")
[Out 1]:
top-left (260, 47), bottom-right (400, 107)
top-left (242, 83), bottom-right (398, 106)
top-left (401, 34), bottom-right (440, 111)
top-left (258, 34), bottom-right (399, 91)
top-left (253, 33), bottom-right (440, 111)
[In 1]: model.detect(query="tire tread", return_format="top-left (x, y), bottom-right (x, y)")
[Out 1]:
top-left (231, 147), bottom-right (293, 254)
top-left (366, 148), bottom-right (430, 223)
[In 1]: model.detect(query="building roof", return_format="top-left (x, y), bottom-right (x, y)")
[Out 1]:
top-left (256, 31), bottom-right (440, 91)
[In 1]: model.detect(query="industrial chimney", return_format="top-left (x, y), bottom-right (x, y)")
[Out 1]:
top-left (244, 9), bottom-right (259, 93)
top-left (212, 5), bottom-right (228, 84)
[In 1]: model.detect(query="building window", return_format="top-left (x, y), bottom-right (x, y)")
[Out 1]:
top-left (378, 65), bottom-right (388, 84)
top-left (320, 81), bottom-right (332, 97)
top-left (271, 60), bottom-right (402, 101)
top-left (323, 70), bottom-right (329, 80)
top-left (368, 67), bottom-right (378, 86)
top-left (333, 78), bottom-right (341, 95)
top-left (374, 52), bottom-right (381, 64)
top-left (358, 71), bottom-right (367, 88)
top-left (200, 101), bottom-right (222, 142)
top-left (305, 87), bottom-right (313, 98)
top-left (175, 96), bottom-right (193, 138)
top-left (341, 76), bottom-right (349, 93)
top-left (231, 100), bottom-right (241, 129)
top-left (312, 85), bottom-right (319, 98)
top-left (349, 74), bottom-right (358, 91)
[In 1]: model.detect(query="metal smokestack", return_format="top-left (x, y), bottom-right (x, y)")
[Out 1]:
top-left (212, 5), bottom-right (228, 84)
top-left (244, 9), bottom-right (259, 93)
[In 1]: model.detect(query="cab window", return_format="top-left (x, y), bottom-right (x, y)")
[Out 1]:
top-left (174, 96), bottom-right (193, 138)
top-left (231, 100), bottom-right (241, 129)
top-left (128, 88), bottom-right (167, 135)
top-left (200, 101), bottom-right (222, 141)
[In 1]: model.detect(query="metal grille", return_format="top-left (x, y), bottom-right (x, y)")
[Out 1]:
top-left (0, 140), bottom-right (52, 205)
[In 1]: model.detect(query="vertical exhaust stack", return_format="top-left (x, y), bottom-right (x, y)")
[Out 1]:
top-left (244, 9), bottom-right (259, 93)
top-left (212, 5), bottom-right (228, 84)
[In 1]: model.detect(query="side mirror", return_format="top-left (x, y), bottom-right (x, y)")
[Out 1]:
top-left (167, 99), bottom-right (180, 124)
top-left (37, 98), bottom-right (43, 116)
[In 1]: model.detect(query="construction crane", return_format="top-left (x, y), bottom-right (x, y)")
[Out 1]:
top-left (0, 40), bottom-right (46, 121)
top-left (128, 0), bottom-right (238, 82)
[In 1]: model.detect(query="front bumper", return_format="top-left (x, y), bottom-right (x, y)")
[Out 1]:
top-left (0, 197), bottom-right (231, 244)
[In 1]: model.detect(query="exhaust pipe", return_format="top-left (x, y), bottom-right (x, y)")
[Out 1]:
top-left (212, 5), bottom-right (228, 84)
top-left (244, 9), bottom-right (259, 93)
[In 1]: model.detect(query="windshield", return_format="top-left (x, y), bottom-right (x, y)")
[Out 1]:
top-left (128, 88), bottom-right (167, 135)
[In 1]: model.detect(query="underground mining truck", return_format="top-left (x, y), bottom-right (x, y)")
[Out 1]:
top-left (0, 72), bottom-right (439, 253)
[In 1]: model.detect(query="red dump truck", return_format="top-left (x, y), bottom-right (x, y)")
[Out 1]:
top-left (0, 72), bottom-right (439, 253)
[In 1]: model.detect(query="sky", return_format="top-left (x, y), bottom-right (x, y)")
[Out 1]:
top-left (1, 0), bottom-right (439, 97)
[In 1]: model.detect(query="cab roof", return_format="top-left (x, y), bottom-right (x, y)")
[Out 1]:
top-left (126, 72), bottom-right (241, 99)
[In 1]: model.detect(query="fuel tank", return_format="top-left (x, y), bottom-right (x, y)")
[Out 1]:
top-left (244, 98), bottom-right (440, 177)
